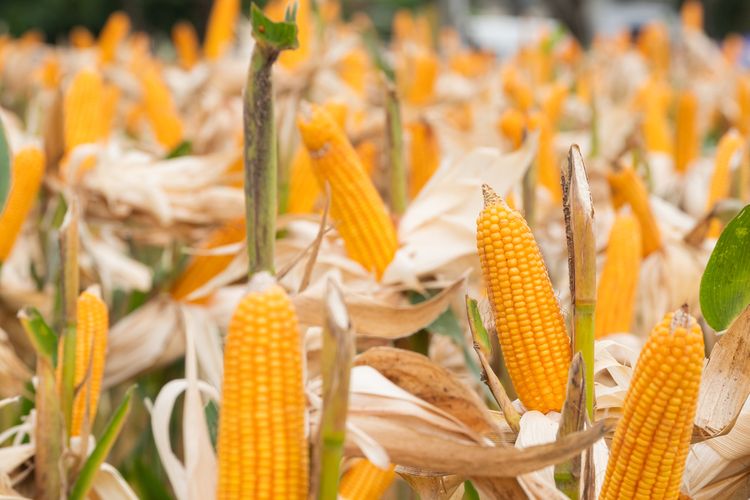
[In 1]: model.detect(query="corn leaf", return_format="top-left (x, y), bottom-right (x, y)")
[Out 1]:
top-left (18, 307), bottom-right (58, 362)
top-left (250, 3), bottom-right (298, 51)
top-left (69, 385), bottom-right (136, 500)
top-left (0, 116), bottom-right (10, 214)
top-left (700, 204), bottom-right (750, 331)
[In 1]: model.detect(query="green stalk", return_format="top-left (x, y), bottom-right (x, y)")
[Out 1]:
top-left (60, 198), bottom-right (80, 438)
top-left (244, 4), bottom-right (298, 278)
top-left (554, 353), bottom-right (586, 498)
top-left (385, 83), bottom-right (407, 215)
top-left (562, 146), bottom-right (596, 420)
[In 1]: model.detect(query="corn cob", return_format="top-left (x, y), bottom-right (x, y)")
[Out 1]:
top-left (204, 0), bottom-right (240, 60)
top-left (297, 104), bottom-right (398, 279)
top-left (608, 167), bottom-right (663, 257)
top-left (63, 69), bottom-right (104, 153)
top-left (70, 26), bottom-right (95, 48)
top-left (39, 56), bottom-right (61, 89)
top-left (170, 219), bottom-right (246, 303)
top-left (706, 130), bottom-right (744, 237)
top-left (408, 120), bottom-right (440, 198)
top-left (637, 23), bottom-right (670, 76)
top-left (172, 21), bottom-right (200, 70)
top-left (595, 214), bottom-right (642, 338)
top-left (600, 308), bottom-right (704, 500)
top-left (674, 90), bottom-right (699, 173)
top-left (338, 460), bottom-right (396, 500)
top-left (639, 79), bottom-right (673, 154)
top-left (681, 0), bottom-right (703, 32)
top-left (542, 82), bottom-right (568, 128)
top-left (528, 112), bottom-right (562, 202)
top-left (402, 49), bottom-right (438, 105)
top-left (70, 288), bottom-right (109, 436)
top-left (476, 184), bottom-right (571, 413)
top-left (737, 77), bottom-right (750, 136)
top-left (0, 147), bottom-right (45, 262)
top-left (723, 34), bottom-right (743, 65)
top-left (216, 277), bottom-right (308, 500)
top-left (498, 108), bottom-right (526, 150)
top-left (98, 11), bottom-right (130, 63)
top-left (141, 66), bottom-right (183, 150)
top-left (338, 49), bottom-right (369, 95)
top-left (449, 51), bottom-right (493, 78)
top-left (355, 140), bottom-right (378, 176)
top-left (503, 69), bottom-right (534, 112)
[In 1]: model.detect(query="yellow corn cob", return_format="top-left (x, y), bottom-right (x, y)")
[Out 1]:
top-left (681, 0), bottom-right (703, 32)
top-left (449, 50), bottom-right (493, 78)
top-left (542, 82), bottom-right (568, 128)
top-left (706, 130), bottom-right (744, 237)
top-left (595, 214), bottom-right (642, 338)
top-left (70, 288), bottom-right (109, 437)
top-left (736, 77), bottom-right (750, 137)
top-left (503, 69), bottom-right (534, 112)
top-left (338, 48), bottom-right (369, 94)
top-left (70, 26), bottom-right (95, 48)
top-left (204, 0), bottom-right (240, 60)
top-left (392, 9), bottom-right (415, 47)
top-left (608, 167), bottom-right (663, 257)
top-left (600, 308), bottom-right (704, 500)
top-left (402, 49), bottom-right (438, 106)
top-left (338, 460), bottom-right (396, 500)
top-left (639, 79), bottom-right (673, 154)
top-left (297, 105), bottom-right (398, 279)
top-left (723, 34), bottom-right (743, 66)
top-left (170, 219), bottom-right (246, 303)
top-left (408, 120), bottom-right (440, 199)
top-left (98, 11), bottom-right (130, 64)
top-left (476, 185), bottom-right (571, 413)
top-left (38, 56), bottom-right (61, 89)
top-left (216, 277), bottom-right (308, 500)
top-left (528, 112), bottom-right (562, 203)
top-left (141, 66), bottom-right (183, 150)
top-left (674, 90), bottom-right (699, 173)
top-left (637, 23), bottom-right (670, 76)
top-left (0, 147), bottom-right (45, 262)
top-left (172, 21), bottom-right (200, 70)
top-left (355, 140), bottom-right (378, 176)
top-left (64, 69), bottom-right (104, 153)
top-left (498, 108), bottom-right (526, 150)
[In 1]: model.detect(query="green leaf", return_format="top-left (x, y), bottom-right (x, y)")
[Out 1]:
top-left (700, 204), bottom-right (750, 330)
top-left (18, 307), bottom-right (58, 362)
top-left (166, 141), bottom-right (192, 159)
top-left (463, 480), bottom-right (480, 500)
top-left (204, 400), bottom-right (219, 450)
top-left (250, 3), bottom-right (298, 52)
top-left (0, 116), bottom-right (11, 214)
top-left (69, 385), bottom-right (136, 500)
top-left (465, 296), bottom-right (491, 354)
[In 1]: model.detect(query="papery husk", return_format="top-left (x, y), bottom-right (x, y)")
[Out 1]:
top-left (0, 330), bottom-right (31, 397)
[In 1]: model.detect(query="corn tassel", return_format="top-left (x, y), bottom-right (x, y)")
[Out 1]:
top-left (608, 167), bottom-right (663, 256)
top-left (216, 277), bottom-right (308, 500)
top-left (477, 185), bottom-right (571, 413)
top-left (70, 26), bottom-right (95, 48)
top-left (528, 112), bottom-right (562, 202)
top-left (297, 105), bottom-right (398, 279)
top-left (600, 308), bottom-right (704, 500)
top-left (674, 90), bottom-right (699, 173)
top-left (141, 66), bottom-right (183, 150)
top-left (70, 288), bottom-right (109, 436)
top-left (595, 214), bottom-right (642, 338)
top-left (172, 21), bottom-right (200, 70)
top-left (170, 219), bottom-right (246, 303)
top-left (408, 120), bottom-right (439, 199)
top-left (498, 108), bottom-right (526, 150)
top-left (338, 460), bottom-right (396, 500)
top-left (63, 69), bottom-right (104, 153)
top-left (707, 130), bottom-right (744, 237)
top-left (98, 11), bottom-right (130, 63)
top-left (0, 147), bottom-right (45, 262)
top-left (204, 0), bottom-right (240, 60)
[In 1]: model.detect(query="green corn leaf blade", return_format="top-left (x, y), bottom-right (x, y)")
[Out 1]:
top-left (250, 3), bottom-right (298, 51)
top-left (204, 400), bottom-right (219, 450)
top-left (700, 204), bottom-right (750, 331)
top-left (465, 296), bottom-right (491, 355)
top-left (463, 480), bottom-right (481, 500)
top-left (0, 116), bottom-right (11, 214)
top-left (69, 385), bottom-right (136, 500)
top-left (18, 307), bottom-right (58, 362)
top-left (166, 140), bottom-right (192, 159)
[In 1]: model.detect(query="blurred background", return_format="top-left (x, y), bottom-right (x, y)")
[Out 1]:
top-left (2, 0), bottom-right (750, 51)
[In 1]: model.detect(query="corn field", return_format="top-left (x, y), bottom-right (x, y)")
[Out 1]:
top-left (1, 0), bottom-right (750, 498)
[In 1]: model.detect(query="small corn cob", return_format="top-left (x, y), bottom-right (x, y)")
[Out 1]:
top-left (637, 23), bottom-right (670, 76)
top-left (449, 50), bottom-right (493, 78)
top-left (392, 9), bottom-right (416, 47)
top-left (39, 56), bottom-right (61, 89)
top-left (338, 460), bottom-right (396, 500)
top-left (63, 68), bottom-right (104, 154)
top-left (408, 120), bottom-right (440, 199)
top-left (528, 112), bottom-right (562, 202)
top-left (0, 147), bottom-right (45, 262)
top-left (338, 49), bottom-right (369, 95)
top-left (476, 185), bottom-right (571, 413)
top-left (98, 11), bottom-right (130, 63)
top-left (503, 69), bottom-right (534, 112)
top-left (723, 34), bottom-right (743, 65)
top-left (600, 308), bottom-right (704, 500)
top-left (70, 288), bottom-right (109, 436)
top-left (542, 82), bottom-right (568, 127)
top-left (674, 90), bottom-right (699, 173)
top-left (402, 49), bottom-right (438, 105)
top-left (172, 21), bottom-right (200, 70)
top-left (498, 108), bottom-right (526, 150)
top-left (737, 77), bottom-right (750, 136)
top-left (215, 276), bottom-right (308, 500)
top-left (70, 26), bottom-right (95, 48)
top-left (681, 0), bottom-right (703, 32)
top-left (297, 105), bottom-right (398, 279)
top-left (640, 79), bottom-right (673, 154)
top-left (141, 66), bottom-right (183, 150)
top-left (608, 167), bottom-right (663, 257)
top-left (706, 130), bottom-right (744, 237)
top-left (204, 0), bottom-right (240, 60)
top-left (595, 214), bottom-right (642, 338)
top-left (170, 219), bottom-right (246, 303)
